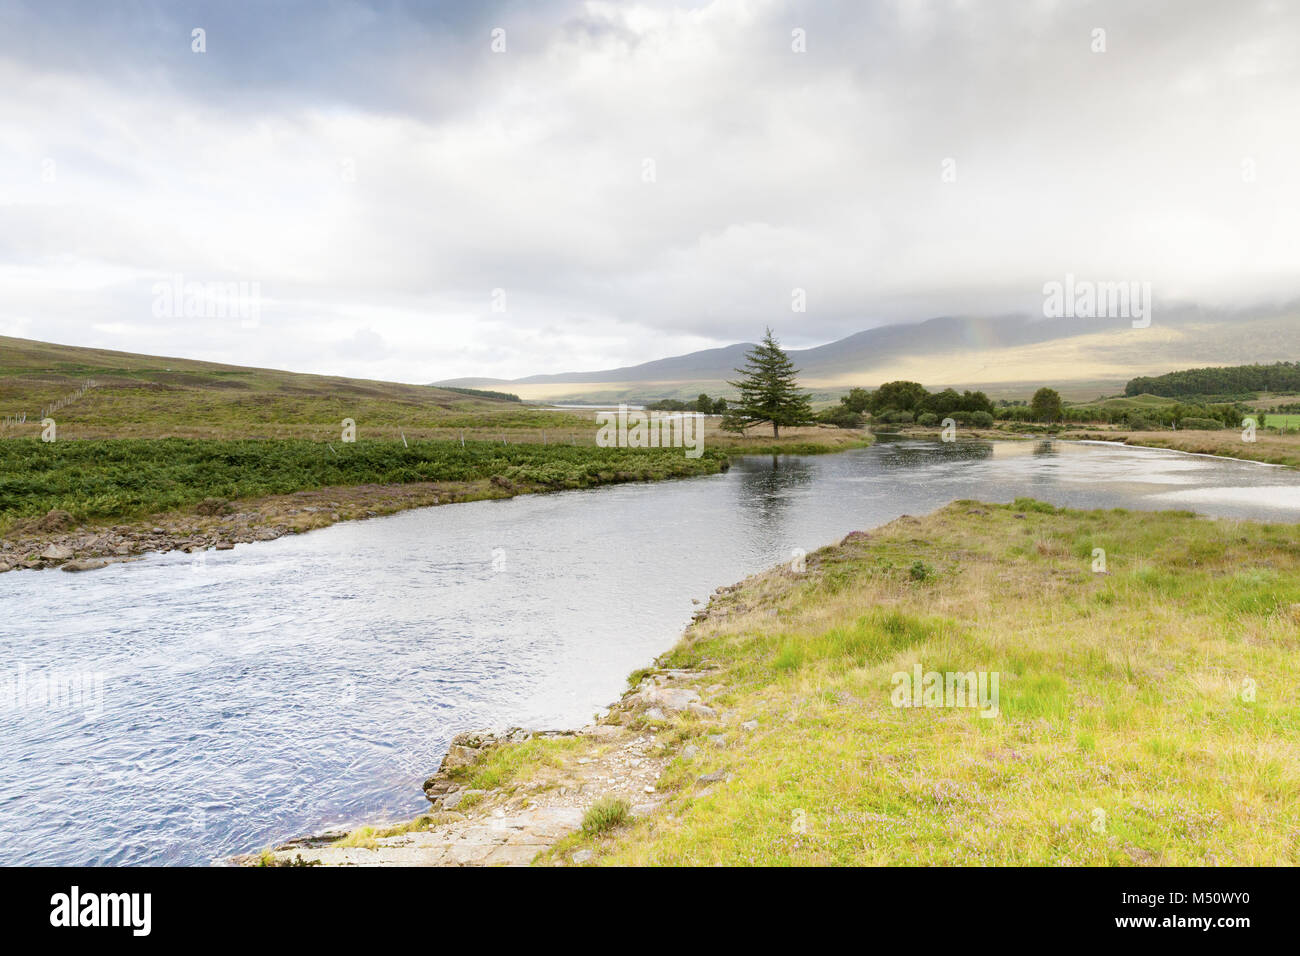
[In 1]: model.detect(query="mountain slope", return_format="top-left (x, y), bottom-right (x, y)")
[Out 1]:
top-left (438, 306), bottom-right (1300, 403)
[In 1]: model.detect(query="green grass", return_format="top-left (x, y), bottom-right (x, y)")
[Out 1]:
top-left (0, 438), bottom-right (728, 532)
top-left (581, 798), bottom-right (631, 836)
top-left (507, 501), bottom-right (1300, 865)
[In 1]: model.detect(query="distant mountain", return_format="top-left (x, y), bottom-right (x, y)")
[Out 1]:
top-left (437, 305), bottom-right (1300, 403)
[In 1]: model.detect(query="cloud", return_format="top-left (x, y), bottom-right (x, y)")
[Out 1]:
top-left (1, 0), bottom-right (1297, 382)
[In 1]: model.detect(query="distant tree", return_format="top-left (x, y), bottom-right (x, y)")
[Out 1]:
top-left (869, 381), bottom-right (928, 415)
top-left (840, 388), bottom-right (872, 414)
top-left (695, 392), bottom-right (713, 413)
top-left (712, 397), bottom-right (727, 415)
top-left (1031, 387), bottom-right (1063, 422)
top-left (726, 328), bottom-right (814, 438)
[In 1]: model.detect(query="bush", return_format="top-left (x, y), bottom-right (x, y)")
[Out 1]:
top-left (815, 405), bottom-right (864, 428)
top-left (1179, 417), bottom-right (1223, 431)
top-left (877, 410), bottom-right (914, 424)
top-left (916, 412), bottom-right (939, 427)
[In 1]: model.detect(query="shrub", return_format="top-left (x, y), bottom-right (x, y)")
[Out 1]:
top-left (916, 412), bottom-right (939, 427)
top-left (1179, 417), bottom-right (1223, 431)
top-left (815, 405), bottom-right (864, 428)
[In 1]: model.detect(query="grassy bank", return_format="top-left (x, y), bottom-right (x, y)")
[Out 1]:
top-left (0, 438), bottom-right (729, 534)
top-left (1092, 430), bottom-right (1300, 468)
top-left (343, 499), bottom-right (1300, 867)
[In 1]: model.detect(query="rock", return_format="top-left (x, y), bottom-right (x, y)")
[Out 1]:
top-left (214, 541), bottom-right (235, 550)
top-left (39, 544), bottom-right (73, 561)
top-left (636, 686), bottom-right (700, 714)
top-left (696, 770), bottom-right (731, 787)
top-left (741, 720), bottom-right (758, 732)
top-left (61, 559), bottom-right (110, 573)
top-left (439, 745), bottom-right (482, 773)
top-left (682, 744), bottom-right (699, 759)
top-left (708, 734), bottom-right (726, 748)
top-left (687, 702), bottom-right (717, 719)
top-left (644, 707), bottom-right (667, 722)
top-left (572, 849), bottom-right (593, 864)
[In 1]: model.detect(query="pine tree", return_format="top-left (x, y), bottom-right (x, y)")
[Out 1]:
top-left (725, 328), bottom-right (813, 438)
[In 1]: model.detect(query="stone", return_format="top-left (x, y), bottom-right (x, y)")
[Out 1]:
top-left (686, 702), bottom-right (717, 718)
top-left (439, 745), bottom-right (481, 772)
top-left (682, 744), bottom-right (699, 759)
top-left (637, 685), bottom-right (700, 714)
top-left (60, 558), bottom-right (110, 573)
top-left (572, 849), bottom-right (593, 864)
top-left (741, 720), bottom-right (758, 732)
top-left (708, 734), bottom-right (726, 748)
top-left (39, 543), bottom-right (73, 561)
top-left (696, 770), bottom-right (731, 786)
top-left (644, 707), bottom-right (667, 722)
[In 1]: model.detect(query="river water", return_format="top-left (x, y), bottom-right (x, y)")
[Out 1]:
top-left (2, 439), bottom-right (1298, 865)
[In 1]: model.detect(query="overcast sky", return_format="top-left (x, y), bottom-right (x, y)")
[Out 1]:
top-left (1, 0), bottom-right (1297, 382)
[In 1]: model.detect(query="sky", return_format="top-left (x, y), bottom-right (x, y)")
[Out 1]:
top-left (1, 0), bottom-right (1297, 383)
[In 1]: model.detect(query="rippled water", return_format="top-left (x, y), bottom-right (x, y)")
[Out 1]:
top-left (2, 439), bottom-right (1298, 865)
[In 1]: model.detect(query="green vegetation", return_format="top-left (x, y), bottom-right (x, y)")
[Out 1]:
top-left (649, 393), bottom-right (728, 415)
top-left (535, 501), bottom-right (1300, 865)
top-left (0, 438), bottom-right (728, 532)
top-left (1030, 387), bottom-right (1063, 423)
top-left (436, 385), bottom-right (523, 403)
top-left (1126, 361), bottom-right (1300, 400)
top-left (724, 329), bottom-right (814, 438)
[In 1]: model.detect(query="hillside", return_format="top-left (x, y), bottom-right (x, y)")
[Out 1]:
top-left (0, 336), bottom-right (579, 440)
top-left (438, 306), bottom-right (1300, 404)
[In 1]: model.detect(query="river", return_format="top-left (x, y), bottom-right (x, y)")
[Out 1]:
top-left (2, 438), bottom-right (1297, 865)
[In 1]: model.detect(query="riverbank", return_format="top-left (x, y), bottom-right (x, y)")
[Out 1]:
top-left (248, 499), bottom-right (1300, 866)
top-left (0, 440), bottom-right (730, 573)
top-left (0, 429), bottom-right (879, 574)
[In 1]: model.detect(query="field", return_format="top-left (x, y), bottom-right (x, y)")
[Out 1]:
top-left (357, 501), bottom-right (1299, 866)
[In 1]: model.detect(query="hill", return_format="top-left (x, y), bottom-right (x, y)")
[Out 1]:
top-left (0, 336), bottom-right (577, 440)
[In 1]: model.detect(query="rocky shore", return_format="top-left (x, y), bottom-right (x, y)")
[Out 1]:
top-left (233, 599), bottom-right (752, 867)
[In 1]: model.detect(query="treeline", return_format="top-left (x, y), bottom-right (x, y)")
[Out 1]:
top-left (438, 385), bottom-right (523, 403)
top-left (1125, 362), bottom-right (1300, 399)
top-left (648, 393), bottom-right (728, 414)
top-left (818, 382), bottom-right (997, 427)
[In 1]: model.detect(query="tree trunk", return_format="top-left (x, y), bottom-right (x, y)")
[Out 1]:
top-left (772, 422), bottom-right (780, 438)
